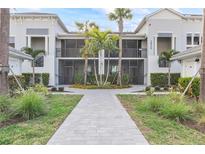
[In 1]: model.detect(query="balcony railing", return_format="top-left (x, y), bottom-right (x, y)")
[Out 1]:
top-left (56, 48), bottom-right (147, 58)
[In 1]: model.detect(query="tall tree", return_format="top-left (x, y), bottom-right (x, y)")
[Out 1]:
top-left (75, 21), bottom-right (98, 85)
top-left (22, 47), bottom-right (45, 85)
top-left (0, 8), bottom-right (10, 94)
top-left (108, 8), bottom-right (132, 86)
top-left (159, 49), bottom-right (178, 87)
top-left (200, 8), bottom-right (205, 102)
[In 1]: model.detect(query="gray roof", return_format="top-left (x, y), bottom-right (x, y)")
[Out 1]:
top-left (171, 45), bottom-right (201, 60)
top-left (11, 12), bottom-right (68, 33)
top-left (9, 47), bottom-right (33, 61)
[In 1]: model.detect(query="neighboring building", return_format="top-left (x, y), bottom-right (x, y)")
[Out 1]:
top-left (171, 45), bottom-right (201, 77)
top-left (9, 47), bottom-right (33, 75)
top-left (9, 8), bottom-right (203, 86)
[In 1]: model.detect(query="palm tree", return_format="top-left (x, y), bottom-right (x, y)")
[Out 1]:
top-left (108, 8), bottom-right (133, 86)
top-left (21, 47), bottom-right (45, 85)
top-left (200, 8), bottom-right (205, 102)
top-left (75, 21), bottom-right (98, 85)
top-left (0, 8), bottom-right (9, 94)
top-left (159, 49), bottom-right (178, 87)
top-left (83, 28), bottom-right (119, 86)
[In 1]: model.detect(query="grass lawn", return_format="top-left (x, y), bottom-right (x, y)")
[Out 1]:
top-left (0, 94), bottom-right (82, 145)
top-left (118, 94), bottom-right (205, 144)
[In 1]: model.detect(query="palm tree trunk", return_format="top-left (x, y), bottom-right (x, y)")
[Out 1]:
top-left (117, 21), bottom-right (123, 86)
top-left (168, 62), bottom-right (171, 87)
top-left (93, 58), bottom-right (99, 86)
top-left (84, 56), bottom-right (88, 85)
top-left (104, 51), bottom-right (110, 85)
top-left (200, 8), bottom-right (205, 102)
top-left (32, 60), bottom-right (35, 85)
top-left (0, 9), bottom-right (9, 94)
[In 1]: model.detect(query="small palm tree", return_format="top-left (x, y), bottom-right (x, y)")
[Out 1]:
top-left (159, 49), bottom-right (178, 87)
top-left (108, 8), bottom-right (133, 86)
top-left (22, 47), bottom-right (45, 85)
top-left (83, 28), bottom-right (119, 86)
top-left (75, 21), bottom-right (98, 85)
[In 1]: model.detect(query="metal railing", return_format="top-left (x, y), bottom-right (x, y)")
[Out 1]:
top-left (56, 48), bottom-right (147, 58)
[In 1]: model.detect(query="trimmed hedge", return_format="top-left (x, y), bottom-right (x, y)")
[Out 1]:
top-left (22, 73), bottom-right (49, 86)
top-left (178, 77), bottom-right (200, 98)
top-left (150, 73), bottom-right (180, 87)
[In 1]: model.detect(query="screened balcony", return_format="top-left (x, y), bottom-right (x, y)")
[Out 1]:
top-left (56, 39), bottom-right (147, 58)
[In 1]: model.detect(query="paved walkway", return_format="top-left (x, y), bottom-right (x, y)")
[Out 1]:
top-left (47, 86), bottom-right (149, 145)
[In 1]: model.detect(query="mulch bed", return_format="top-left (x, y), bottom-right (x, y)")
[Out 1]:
top-left (0, 117), bottom-right (25, 129)
top-left (181, 120), bottom-right (205, 134)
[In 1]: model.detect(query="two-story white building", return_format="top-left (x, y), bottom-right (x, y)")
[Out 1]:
top-left (9, 8), bottom-right (203, 86)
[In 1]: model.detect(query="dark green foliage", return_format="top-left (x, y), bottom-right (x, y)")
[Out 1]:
top-left (178, 77), bottom-right (200, 98)
top-left (122, 74), bottom-right (129, 85)
top-left (0, 95), bottom-right (11, 113)
top-left (42, 73), bottom-right (49, 86)
top-left (22, 73), bottom-right (49, 87)
top-left (151, 73), bottom-right (180, 87)
top-left (74, 73), bottom-right (84, 84)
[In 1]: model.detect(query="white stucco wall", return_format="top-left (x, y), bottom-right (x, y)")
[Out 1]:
top-left (10, 16), bottom-right (67, 86)
top-left (181, 58), bottom-right (200, 77)
top-left (143, 9), bottom-right (202, 85)
top-left (9, 57), bottom-right (23, 75)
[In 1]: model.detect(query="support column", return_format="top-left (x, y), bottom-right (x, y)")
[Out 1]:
top-left (45, 36), bottom-right (49, 54)
top-left (28, 35), bottom-right (31, 47)
top-left (154, 36), bottom-right (158, 56)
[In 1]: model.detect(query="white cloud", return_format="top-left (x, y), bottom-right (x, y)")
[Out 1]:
top-left (14, 8), bottom-right (42, 13)
top-left (132, 8), bottom-right (151, 15)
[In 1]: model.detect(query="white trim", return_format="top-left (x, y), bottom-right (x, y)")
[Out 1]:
top-left (56, 57), bottom-right (146, 60)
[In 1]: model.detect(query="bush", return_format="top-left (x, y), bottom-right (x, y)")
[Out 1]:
top-left (33, 84), bottom-right (49, 95)
top-left (42, 73), bottom-right (49, 86)
top-left (122, 74), bottom-right (129, 85)
top-left (168, 92), bottom-right (182, 103)
top-left (74, 73), bottom-right (84, 84)
top-left (178, 77), bottom-right (200, 98)
top-left (22, 73), bottom-right (49, 86)
top-left (159, 102), bottom-right (191, 121)
top-left (0, 95), bottom-right (11, 113)
top-left (145, 87), bottom-right (155, 96)
top-left (8, 75), bottom-right (26, 95)
top-left (14, 89), bottom-right (46, 120)
top-left (151, 73), bottom-right (180, 87)
top-left (141, 96), bottom-right (168, 112)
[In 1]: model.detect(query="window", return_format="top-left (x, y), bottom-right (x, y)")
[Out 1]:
top-left (126, 40), bottom-right (137, 48)
top-left (66, 39), bottom-right (76, 48)
top-left (9, 36), bottom-right (15, 48)
top-left (194, 34), bottom-right (200, 45)
top-left (159, 59), bottom-right (169, 67)
top-left (186, 33), bottom-right (192, 45)
top-left (34, 56), bottom-right (44, 67)
top-left (77, 39), bottom-right (85, 48)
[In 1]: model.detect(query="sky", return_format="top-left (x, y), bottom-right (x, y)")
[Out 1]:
top-left (13, 8), bottom-right (203, 32)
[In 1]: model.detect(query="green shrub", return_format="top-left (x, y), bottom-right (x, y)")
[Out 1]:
top-left (151, 73), bottom-right (180, 87)
top-left (8, 75), bottom-right (26, 96)
top-left (74, 73), bottom-right (84, 84)
top-left (122, 74), bottom-right (129, 85)
top-left (14, 89), bottom-right (46, 120)
top-left (168, 92), bottom-right (182, 103)
top-left (22, 73), bottom-right (49, 86)
top-left (178, 77), bottom-right (200, 98)
top-left (33, 84), bottom-right (49, 95)
top-left (0, 95), bottom-right (11, 113)
top-left (159, 102), bottom-right (191, 121)
top-left (87, 74), bottom-right (96, 84)
top-left (141, 96), bottom-right (168, 112)
top-left (42, 73), bottom-right (49, 86)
